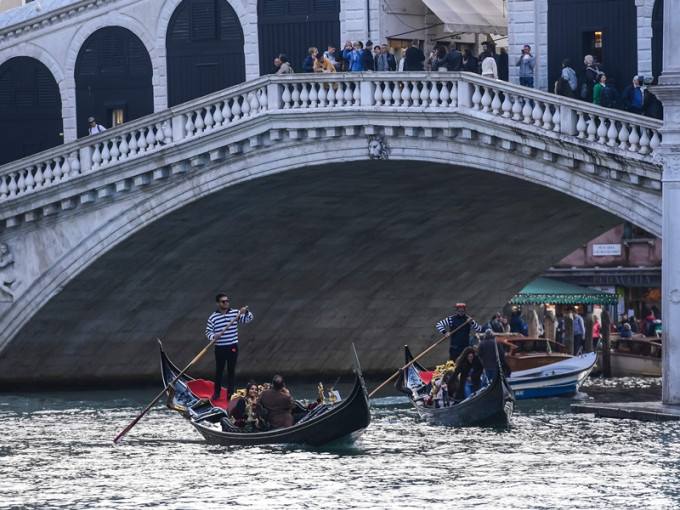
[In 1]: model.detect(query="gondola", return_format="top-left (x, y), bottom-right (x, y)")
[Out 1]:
top-left (159, 342), bottom-right (371, 446)
top-left (395, 345), bottom-right (514, 427)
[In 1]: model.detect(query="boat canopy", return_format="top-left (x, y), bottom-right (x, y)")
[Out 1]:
top-left (509, 277), bottom-right (619, 305)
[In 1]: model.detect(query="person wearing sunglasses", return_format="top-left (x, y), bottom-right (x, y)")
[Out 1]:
top-left (205, 293), bottom-right (253, 401)
top-left (436, 303), bottom-right (483, 362)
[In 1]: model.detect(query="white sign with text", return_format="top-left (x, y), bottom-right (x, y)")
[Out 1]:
top-left (593, 244), bottom-right (622, 256)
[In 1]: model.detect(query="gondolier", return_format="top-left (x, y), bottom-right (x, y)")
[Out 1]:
top-left (436, 303), bottom-right (482, 361)
top-left (205, 293), bottom-right (253, 400)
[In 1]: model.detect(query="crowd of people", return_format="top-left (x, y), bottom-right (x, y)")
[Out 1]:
top-left (555, 55), bottom-right (663, 119)
top-left (268, 37), bottom-right (662, 120)
top-left (270, 38), bottom-right (514, 79)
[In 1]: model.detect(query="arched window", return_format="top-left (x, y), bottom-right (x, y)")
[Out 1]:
top-left (0, 57), bottom-right (62, 166)
top-left (75, 27), bottom-right (153, 137)
top-left (166, 0), bottom-right (245, 107)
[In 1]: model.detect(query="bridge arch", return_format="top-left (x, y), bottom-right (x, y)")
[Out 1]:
top-left (0, 158), bottom-right (622, 387)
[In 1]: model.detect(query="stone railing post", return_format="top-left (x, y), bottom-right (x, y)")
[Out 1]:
top-left (457, 81), bottom-right (473, 109)
top-left (79, 146), bottom-right (93, 173)
top-left (360, 79), bottom-right (376, 106)
top-left (559, 105), bottom-right (578, 135)
top-left (172, 114), bottom-right (187, 142)
top-left (267, 82), bottom-right (283, 111)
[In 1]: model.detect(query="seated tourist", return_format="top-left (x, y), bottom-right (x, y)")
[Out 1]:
top-left (228, 380), bottom-right (260, 429)
top-left (453, 347), bottom-right (484, 400)
top-left (258, 375), bottom-right (295, 429)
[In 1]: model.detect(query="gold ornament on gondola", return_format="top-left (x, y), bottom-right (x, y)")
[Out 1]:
top-left (317, 382), bottom-right (326, 404)
top-left (430, 360), bottom-right (456, 397)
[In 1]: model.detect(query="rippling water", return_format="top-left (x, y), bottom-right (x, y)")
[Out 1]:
top-left (1, 377), bottom-right (678, 509)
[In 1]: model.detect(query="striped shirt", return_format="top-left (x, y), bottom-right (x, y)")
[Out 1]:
top-left (205, 308), bottom-right (254, 346)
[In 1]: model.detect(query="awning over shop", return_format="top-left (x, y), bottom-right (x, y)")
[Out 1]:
top-left (509, 277), bottom-right (619, 305)
top-left (422, 0), bottom-right (508, 36)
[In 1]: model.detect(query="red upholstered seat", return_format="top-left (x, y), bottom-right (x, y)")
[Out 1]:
top-left (186, 379), bottom-right (228, 409)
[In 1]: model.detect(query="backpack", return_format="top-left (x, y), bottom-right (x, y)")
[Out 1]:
top-left (601, 84), bottom-right (618, 108)
top-left (644, 320), bottom-right (656, 337)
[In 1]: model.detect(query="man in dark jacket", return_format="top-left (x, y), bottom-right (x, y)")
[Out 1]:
top-left (443, 43), bottom-right (462, 71)
top-left (477, 329), bottom-right (510, 382)
top-left (622, 75), bottom-right (644, 114)
top-left (404, 38), bottom-right (425, 71)
top-left (436, 303), bottom-right (483, 361)
top-left (259, 375), bottom-right (295, 429)
top-left (361, 40), bottom-right (375, 71)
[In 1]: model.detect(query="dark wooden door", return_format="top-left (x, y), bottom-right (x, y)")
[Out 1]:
top-left (548, 0), bottom-right (637, 95)
top-left (258, 0), bottom-right (340, 75)
top-left (166, 0), bottom-right (245, 107)
top-left (0, 57), bottom-right (63, 166)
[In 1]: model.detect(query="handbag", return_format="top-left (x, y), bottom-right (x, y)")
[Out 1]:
top-left (580, 82), bottom-right (588, 100)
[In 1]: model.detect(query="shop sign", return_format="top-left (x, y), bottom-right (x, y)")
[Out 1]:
top-left (593, 244), bottom-right (621, 256)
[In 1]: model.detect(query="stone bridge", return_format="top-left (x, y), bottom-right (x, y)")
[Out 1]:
top-left (0, 72), bottom-right (666, 390)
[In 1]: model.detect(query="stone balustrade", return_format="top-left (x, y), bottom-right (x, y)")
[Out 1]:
top-left (0, 72), bottom-right (663, 208)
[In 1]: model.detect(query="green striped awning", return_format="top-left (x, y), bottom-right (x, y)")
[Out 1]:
top-left (509, 277), bottom-right (619, 305)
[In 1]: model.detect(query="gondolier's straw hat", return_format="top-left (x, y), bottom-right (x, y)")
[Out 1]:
top-left (455, 302), bottom-right (466, 308)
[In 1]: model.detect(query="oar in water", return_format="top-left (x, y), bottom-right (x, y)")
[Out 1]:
top-left (113, 309), bottom-right (245, 444)
top-left (368, 318), bottom-right (473, 398)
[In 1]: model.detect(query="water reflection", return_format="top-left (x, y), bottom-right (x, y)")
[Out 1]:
top-left (1, 377), bottom-right (678, 509)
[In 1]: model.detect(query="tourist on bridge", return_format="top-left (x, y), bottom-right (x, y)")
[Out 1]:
top-left (343, 41), bottom-right (363, 72)
top-left (313, 52), bottom-right (336, 73)
top-left (462, 49), bottom-right (478, 73)
top-left (87, 116), bottom-right (106, 135)
top-left (622, 75), bottom-right (644, 115)
top-left (580, 55), bottom-right (602, 103)
top-left (361, 40), bottom-right (375, 71)
top-left (403, 38), bottom-right (425, 71)
top-left (205, 294), bottom-right (254, 400)
top-left (436, 303), bottom-right (483, 361)
top-left (380, 44), bottom-right (397, 71)
top-left (555, 59), bottom-right (577, 97)
top-left (302, 47), bottom-right (317, 73)
top-left (276, 54), bottom-right (294, 75)
top-left (515, 44), bottom-right (535, 88)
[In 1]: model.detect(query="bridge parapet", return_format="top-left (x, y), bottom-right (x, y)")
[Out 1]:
top-left (0, 72), bottom-right (663, 229)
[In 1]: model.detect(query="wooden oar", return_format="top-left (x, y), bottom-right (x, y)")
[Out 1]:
top-left (368, 318), bottom-right (473, 398)
top-left (113, 309), bottom-right (245, 444)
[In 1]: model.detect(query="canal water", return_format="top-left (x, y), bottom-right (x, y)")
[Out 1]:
top-left (1, 376), bottom-right (678, 509)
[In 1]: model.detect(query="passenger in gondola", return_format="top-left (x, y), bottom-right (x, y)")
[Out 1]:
top-left (452, 347), bottom-right (484, 400)
top-left (228, 380), bottom-right (260, 429)
top-left (258, 375), bottom-right (295, 429)
top-left (477, 329), bottom-right (510, 383)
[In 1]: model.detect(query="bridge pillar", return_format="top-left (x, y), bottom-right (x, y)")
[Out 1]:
top-left (655, 0), bottom-right (680, 404)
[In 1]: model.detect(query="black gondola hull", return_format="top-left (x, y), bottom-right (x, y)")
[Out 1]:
top-left (160, 342), bottom-right (371, 447)
top-left (397, 345), bottom-right (514, 427)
